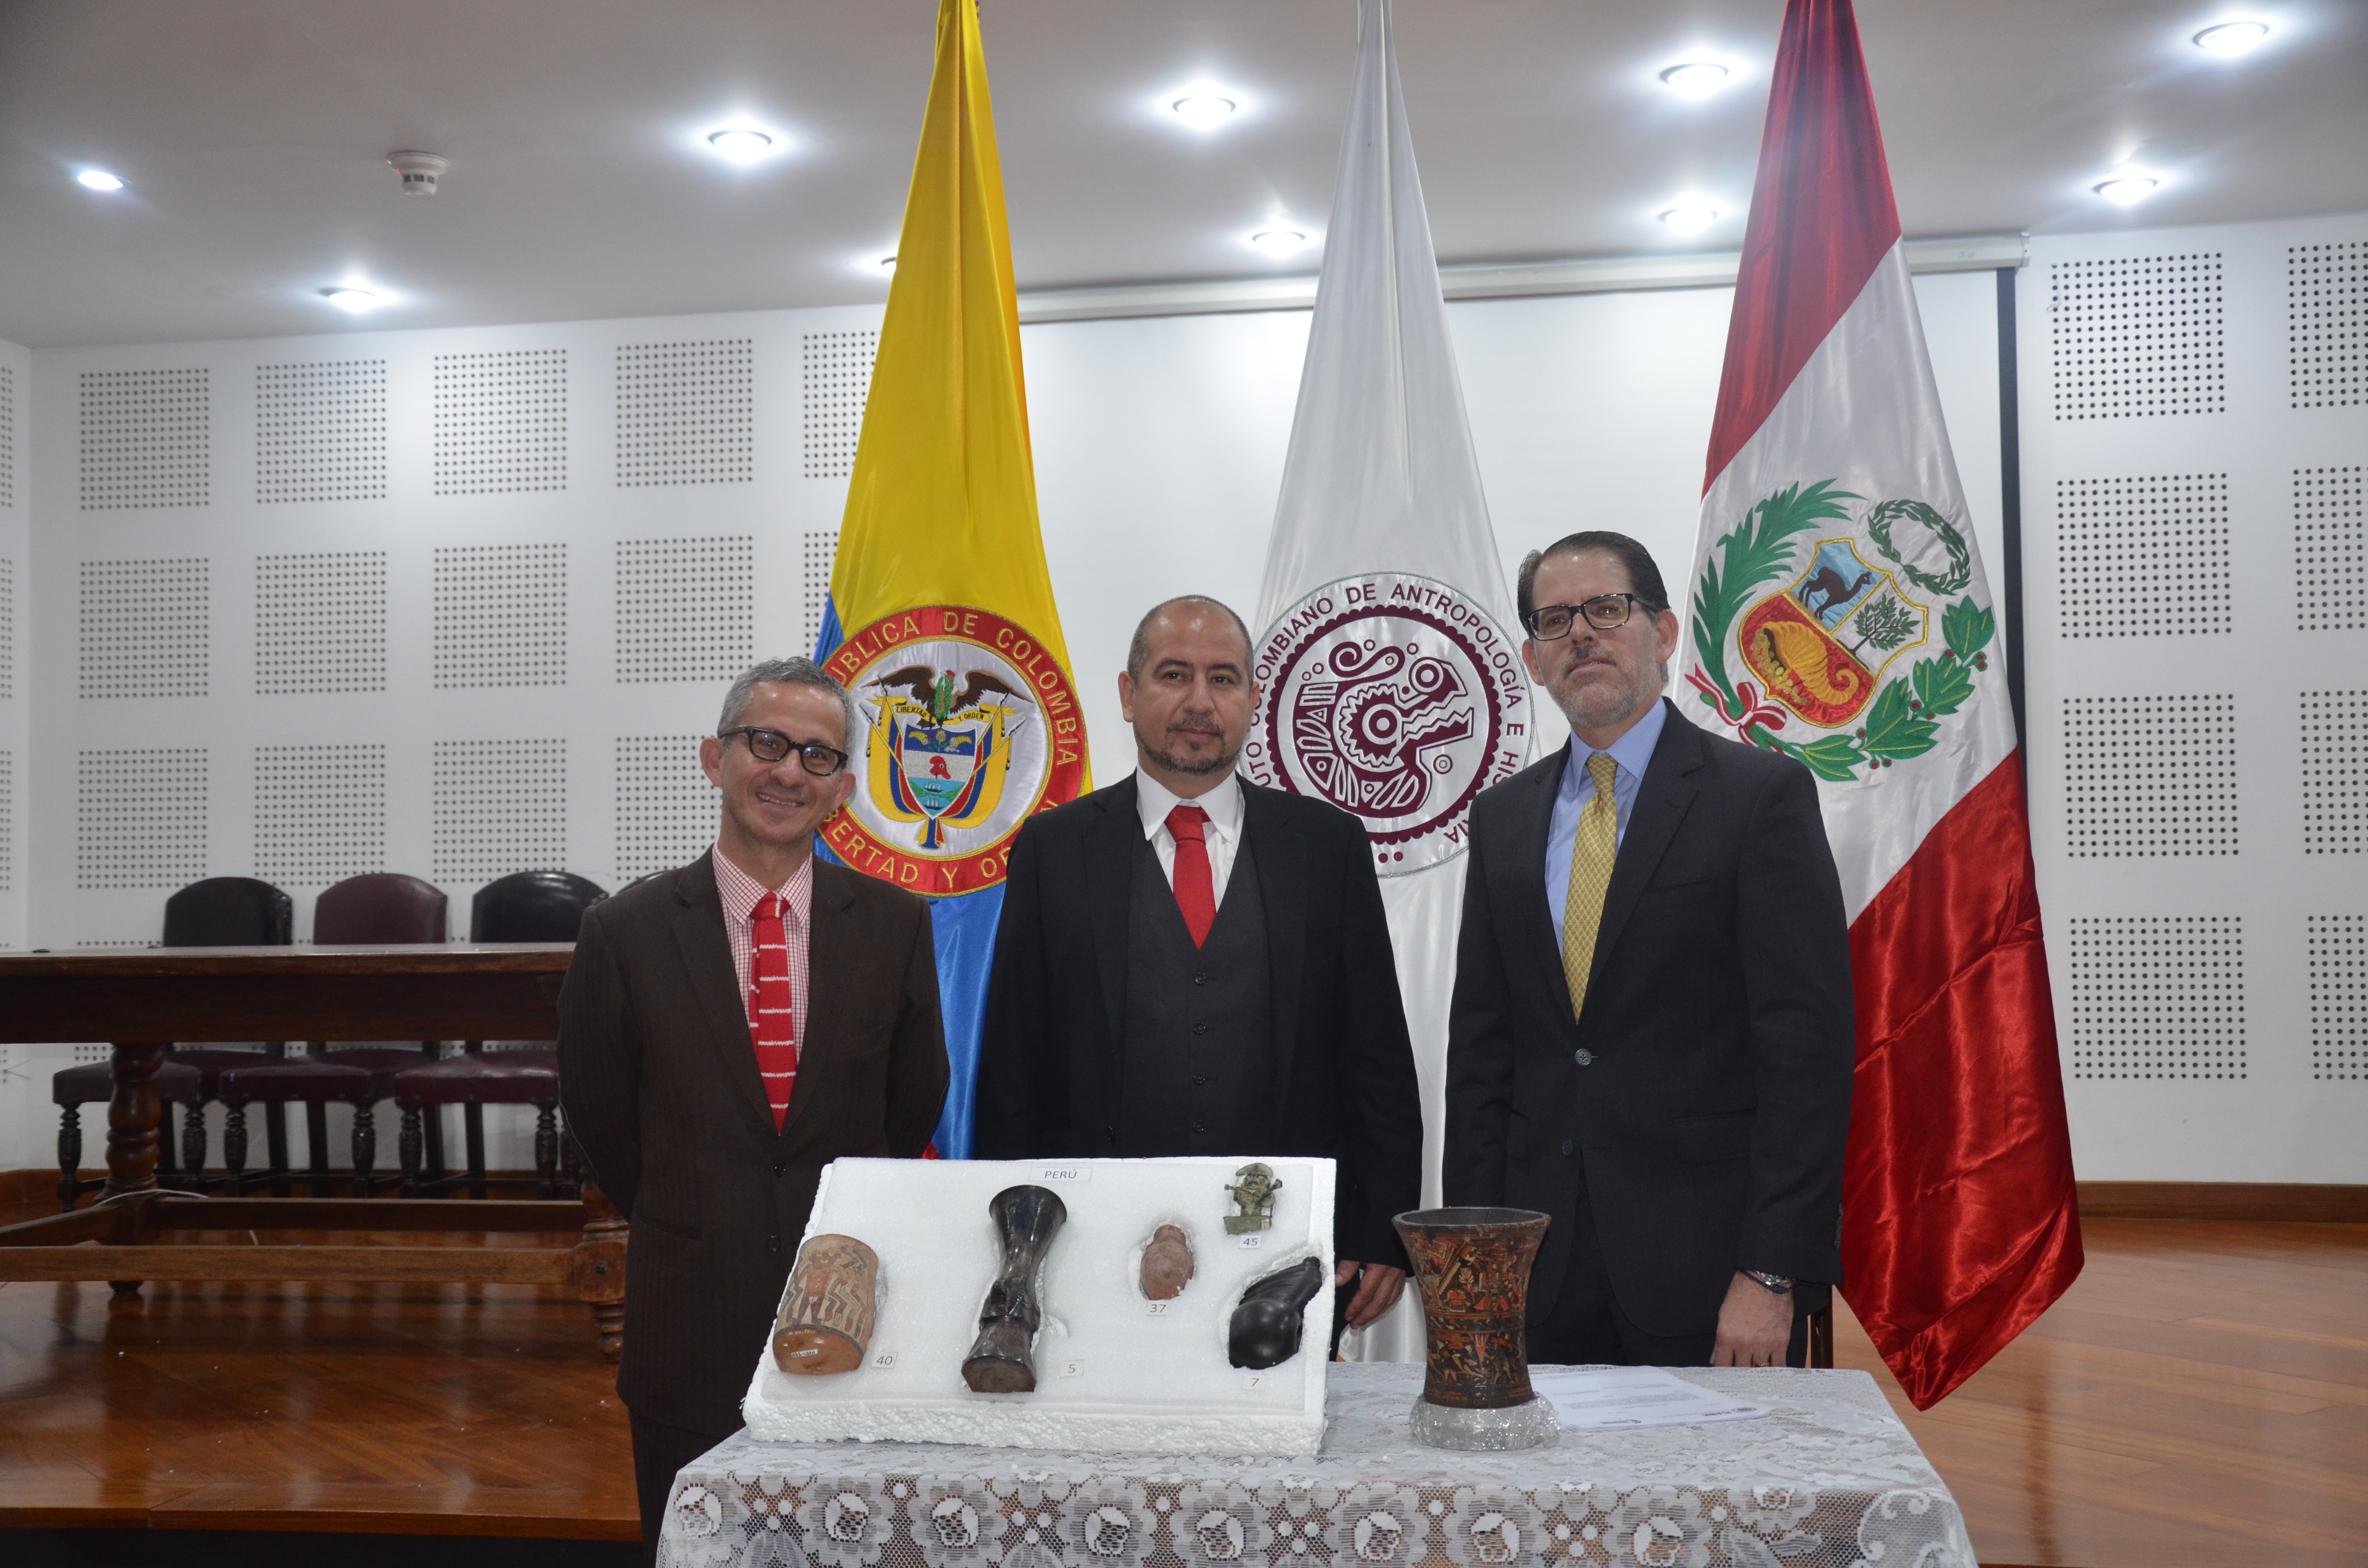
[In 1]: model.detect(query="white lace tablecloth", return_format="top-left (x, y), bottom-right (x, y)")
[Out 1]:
top-left (659, 1363), bottom-right (1972, 1568)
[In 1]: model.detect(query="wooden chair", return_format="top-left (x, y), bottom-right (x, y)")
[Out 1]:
top-left (394, 870), bottom-right (605, 1199)
top-left (49, 876), bottom-right (294, 1209)
top-left (209, 873), bottom-right (448, 1196)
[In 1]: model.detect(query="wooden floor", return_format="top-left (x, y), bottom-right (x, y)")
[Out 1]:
top-left (3, 1203), bottom-right (2362, 1568)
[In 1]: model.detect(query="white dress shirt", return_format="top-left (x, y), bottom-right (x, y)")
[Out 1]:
top-left (1133, 768), bottom-right (1246, 910)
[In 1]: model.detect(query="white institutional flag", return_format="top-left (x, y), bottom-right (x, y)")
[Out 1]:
top-left (1245, 0), bottom-right (1533, 1361)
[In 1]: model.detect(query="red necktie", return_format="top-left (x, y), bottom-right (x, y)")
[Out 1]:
top-left (751, 892), bottom-right (798, 1131)
top-left (1167, 804), bottom-right (1216, 948)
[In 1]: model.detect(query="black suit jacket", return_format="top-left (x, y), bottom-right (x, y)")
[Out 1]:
top-left (1443, 701), bottom-right (1853, 1336)
top-left (558, 853), bottom-right (948, 1434)
top-left (975, 774), bottom-right (1424, 1269)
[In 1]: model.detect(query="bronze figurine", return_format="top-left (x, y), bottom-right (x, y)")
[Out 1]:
top-left (1139, 1223), bottom-right (1196, 1301)
top-left (1227, 1255), bottom-right (1324, 1369)
top-left (1223, 1163), bottom-right (1281, 1234)
top-left (961, 1184), bottom-right (1068, 1394)
top-left (772, 1233), bottom-right (880, 1376)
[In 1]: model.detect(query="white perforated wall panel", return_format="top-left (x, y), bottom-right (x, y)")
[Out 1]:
top-left (615, 536), bottom-right (753, 682)
top-left (2024, 212), bottom-right (2368, 1182)
top-left (802, 331), bottom-right (876, 479)
top-left (79, 557), bottom-right (208, 698)
top-left (432, 348), bottom-right (566, 495)
top-left (77, 748), bottom-right (207, 888)
top-left (256, 358), bottom-right (387, 503)
top-left (433, 542), bottom-right (567, 688)
top-left (0, 749), bottom-right (12, 893)
top-left (254, 550), bottom-right (387, 694)
top-left (79, 368), bottom-right (209, 509)
top-left (2310, 914), bottom-right (2367, 1081)
top-left (432, 738), bottom-right (567, 883)
top-left (254, 743), bottom-right (386, 886)
top-left (0, 556), bottom-right (13, 702)
top-left (617, 339), bottom-right (753, 487)
top-left (616, 734), bottom-right (715, 878)
top-left (0, 362), bottom-right (15, 509)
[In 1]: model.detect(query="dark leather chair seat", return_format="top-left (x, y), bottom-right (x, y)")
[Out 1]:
top-left (53, 1060), bottom-right (204, 1107)
top-left (215, 1058), bottom-right (381, 1197)
top-left (394, 1054), bottom-right (559, 1108)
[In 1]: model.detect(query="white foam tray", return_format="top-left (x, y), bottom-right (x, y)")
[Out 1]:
top-left (740, 1156), bottom-right (1335, 1455)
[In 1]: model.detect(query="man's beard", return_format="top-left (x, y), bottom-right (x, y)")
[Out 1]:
top-left (1552, 654), bottom-right (1669, 732)
top-left (1143, 725), bottom-right (1240, 777)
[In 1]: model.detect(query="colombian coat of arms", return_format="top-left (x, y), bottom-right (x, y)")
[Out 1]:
top-left (1688, 480), bottom-right (1995, 782)
top-left (821, 605), bottom-right (1086, 895)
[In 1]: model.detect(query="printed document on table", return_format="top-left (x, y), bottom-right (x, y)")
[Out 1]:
top-left (1529, 1366), bottom-right (1767, 1430)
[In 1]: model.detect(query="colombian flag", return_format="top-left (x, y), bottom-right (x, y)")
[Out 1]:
top-left (814, 0), bottom-right (1090, 1158)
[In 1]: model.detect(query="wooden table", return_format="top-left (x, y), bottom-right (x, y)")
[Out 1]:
top-left (0, 944), bottom-right (627, 1357)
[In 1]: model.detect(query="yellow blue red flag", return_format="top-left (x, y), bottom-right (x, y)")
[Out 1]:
top-left (814, 0), bottom-right (1090, 1156)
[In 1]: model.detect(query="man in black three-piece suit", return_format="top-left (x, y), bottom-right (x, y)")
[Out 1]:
top-left (1444, 533), bottom-right (1854, 1368)
top-left (977, 596), bottom-right (1426, 1332)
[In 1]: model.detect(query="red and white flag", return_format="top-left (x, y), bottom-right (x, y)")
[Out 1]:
top-left (1677, 0), bottom-right (2080, 1408)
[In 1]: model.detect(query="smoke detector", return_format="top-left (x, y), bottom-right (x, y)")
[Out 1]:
top-left (388, 151), bottom-right (449, 196)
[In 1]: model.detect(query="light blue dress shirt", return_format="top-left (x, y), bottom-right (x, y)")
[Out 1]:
top-left (1543, 698), bottom-right (1669, 932)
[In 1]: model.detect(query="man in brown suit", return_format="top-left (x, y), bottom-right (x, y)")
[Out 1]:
top-left (560, 657), bottom-right (947, 1565)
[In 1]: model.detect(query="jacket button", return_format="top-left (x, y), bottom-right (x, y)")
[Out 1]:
top-left (1192, 1023), bottom-right (1210, 1036)
top-left (1574, 1048), bottom-right (1595, 1066)
top-left (1193, 1073), bottom-right (1208, 1087)
top-left (766, 1234), bottom-right (780, 1254)
top-left (1559, 1139), bottom-right (1576, 1157)
top-left (1192, 1121), bottom-right (1207, 1135)
top-left (1194, 973), bottom-right (1209, 986)
top-left (774, 1159), bottom-right (788, 1177)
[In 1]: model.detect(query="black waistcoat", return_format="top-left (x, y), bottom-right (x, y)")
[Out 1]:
top-left (1115, 828), bottom-right (1276, 1155)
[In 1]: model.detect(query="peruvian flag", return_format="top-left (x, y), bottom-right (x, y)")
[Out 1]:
top-left (1677, 0), bottom-right (2080, 1409)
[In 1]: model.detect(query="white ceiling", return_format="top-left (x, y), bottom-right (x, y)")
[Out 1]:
top-left (1, 0), bottom-right (2361, 349)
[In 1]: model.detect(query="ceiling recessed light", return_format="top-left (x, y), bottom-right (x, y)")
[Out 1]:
top-left (1658, 62), bottom-right (1731, 99)
top-left (1659, 203), bottom-right (1720, 236)
top-left (706, 128), bottom-right (776, 164)
top-left (1250, 229), bottom-right (1307, 258)
top-left (319, 286), bottom-right (380, 313)
top-left (2094, 176), bottom-right (2160, 206)
top-left (2192, 20), bottom-right (2270, 57)
top-left (1171, 95), bottom-right (1238, 132)
top-left (76, 169), bottom-right (124, 192)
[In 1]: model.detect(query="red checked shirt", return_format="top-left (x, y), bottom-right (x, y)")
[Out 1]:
top-left (712, 848), bottom-right (814, 1051)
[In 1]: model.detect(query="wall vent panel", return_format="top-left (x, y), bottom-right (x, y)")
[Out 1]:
top-left (2048, 254), bottom-right (2225, 421)
top-left (615, 735), bottom-right (713, 878)
top-left (2296, 466), bottom-right (2365, 631)
top-left (79, 368), bottom-right (209, 509)
top-left (2063, 694), bottom-right (2237, 857)
top-left (802, 530), bottom-right (839, 654)
top-left (616, 339), bottom-right (752, 487)
top-left (77, 749), bottom-right (207, 888)
top-left (0, 557), bottom-right (13, 700)
top-left (802, 331), bottom-right (877, 479)
top-left (2057, 474), bottom-right (2230, 637)
top-left (2311, 915), bottom-right (2367, 1081)
top-left (0, 362), bottom-right (15, 508)
top-left (79, 558), bottom-right (208, 699)
top-left (432, 349), bottom-right (566, 495)
top-left (253, 744), bottom-right (385, 886)
top-left (2300, 690), bottom-right (2366, 855)
top-left (432, 739), bottom-right (567, 884)
top-left (256, 359), bottom-right (387, 503)
top-left (432, 543), bottom-right (566, 688)
top-left (256, 552), bottom-right (386, 694)
top-left (2068, 915), bottom-right (2245, 1079)
top-left (615, 537), bottom-right (753, 683)
top-left (2290, 241), bottom-right (2365, 409)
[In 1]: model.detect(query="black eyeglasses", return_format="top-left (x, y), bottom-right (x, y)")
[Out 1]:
top-left (1525, 594), bottom-right (1659, 640)
top-left (717, 727), bottom-right (851, 777)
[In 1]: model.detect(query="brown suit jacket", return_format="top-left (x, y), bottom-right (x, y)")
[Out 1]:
top-left (558, 851), bottom-right (947, 1434)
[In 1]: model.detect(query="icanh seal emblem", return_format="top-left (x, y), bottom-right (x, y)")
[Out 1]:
top-left (1243, 574), bottom-right (1531, 875)
top-left (821, 605), bottom-right (1086, 896)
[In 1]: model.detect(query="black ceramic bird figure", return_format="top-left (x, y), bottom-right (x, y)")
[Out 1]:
top-left (1227, 1255), bottom-right (1326, 1370)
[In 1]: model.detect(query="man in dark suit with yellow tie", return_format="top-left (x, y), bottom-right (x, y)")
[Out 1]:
top-left (1444, 533), bottom-right (1853, 1368)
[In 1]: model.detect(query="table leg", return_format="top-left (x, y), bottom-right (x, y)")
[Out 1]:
top-left (571, 1186), bottom-right (628, 1363)
top-left (101, 1041), bottom-right (168, 1202)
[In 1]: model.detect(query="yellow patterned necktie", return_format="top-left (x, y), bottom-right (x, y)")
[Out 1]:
top-left (1560, 752), bottom-right (1622, 1020)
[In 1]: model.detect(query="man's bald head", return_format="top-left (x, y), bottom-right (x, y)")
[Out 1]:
top-left (1126, 595), bottom-right (1254, 680)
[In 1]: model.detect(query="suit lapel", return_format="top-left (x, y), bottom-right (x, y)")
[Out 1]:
top-left (1587, 701), bottom-right (1703, 999)
top-left (778, 863), bottom-right (859, 1150)
top-left (1243, 783), bottom-right (1308, 1100)
top-left (1508, 742), bottom-right (1579, 1026)
top-left (669, 852), bottom-right (780, 1141)
top-left (1087, 779), bottom-right (1138, 1058)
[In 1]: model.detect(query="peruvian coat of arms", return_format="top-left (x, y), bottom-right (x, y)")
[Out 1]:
top-left (1688, 480), bottom-right (1994, 781)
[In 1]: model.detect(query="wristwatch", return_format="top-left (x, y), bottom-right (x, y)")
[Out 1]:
top-left (1743, 1270), bottom-right (1794, 1296)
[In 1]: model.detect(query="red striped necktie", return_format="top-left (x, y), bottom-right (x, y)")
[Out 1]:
top-left (751, 891), bottom-right (798, 1132)
top-left (1167, 804), bottom-right (1216, 947)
